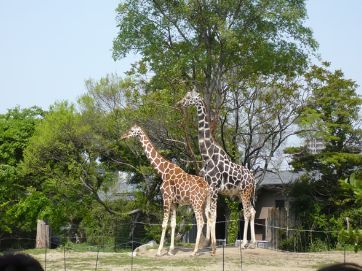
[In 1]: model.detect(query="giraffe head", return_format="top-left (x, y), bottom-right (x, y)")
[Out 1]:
top-left (177, 88), bottom-right (202, 108)
top-left (121, 125), bottom-right (143, 140)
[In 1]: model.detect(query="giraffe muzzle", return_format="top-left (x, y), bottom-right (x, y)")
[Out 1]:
top-left (176, 99), bottom-right (188, 108)
top-left (120, 134), bottom-right (129, 140)
top-left (176, 100), bottom-right (183, 108)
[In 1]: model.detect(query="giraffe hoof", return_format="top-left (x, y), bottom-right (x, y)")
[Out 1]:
top-left (247, 243), bottom-right (256, 249)
top-left (156, 252), bottom-right (162, 257)
top-left (167, 251), bottom-right (175, 256)
top-left (203, 238), bottom-right (211, 248)
top-left (240, 243), bottom-right (247, 249)
top-left (191, 252), bottom-right (199, 256)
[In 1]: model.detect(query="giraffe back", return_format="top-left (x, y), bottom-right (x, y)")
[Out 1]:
top-left (160, 165), bottom-right (209, 207)
top-left (203, 144), bottom-right (255, 200)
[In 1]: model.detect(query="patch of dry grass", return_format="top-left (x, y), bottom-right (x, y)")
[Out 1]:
top-left (26, 246), bottom-right (362, 271)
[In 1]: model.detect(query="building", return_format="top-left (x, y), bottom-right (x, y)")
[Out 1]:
top-left (305, 138), bottom-right (325, 154)
top-left (253, 171), bottom-right (302, 247)
top-left (184, 171), bottom-right (302, 247)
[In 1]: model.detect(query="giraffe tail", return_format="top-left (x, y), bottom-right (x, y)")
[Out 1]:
top-left (252, 183), bottom-right (256, 207)
top-left (204, 191), bottom-right (212, 217)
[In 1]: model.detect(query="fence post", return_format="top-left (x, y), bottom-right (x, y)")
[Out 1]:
top-left (131, 221), bottom-right (134, 271)
top-left (222, 241), bottom-right (225, 271)
top-left (237, 217), bottom-right (243, 271)
top-left (95, 247), bottom-right (100, 271)
top-left (239, 237), bottom-right (243, 271)
top-left (344, 217), bottom-right (350, 263)
top-left (63, 243), bottom-right (67, 271)
top-left (44, 245), bottom-right (47, 271)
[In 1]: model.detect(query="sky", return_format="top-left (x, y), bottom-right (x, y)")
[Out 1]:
top-left (0, 1), bottom-right (361, 114)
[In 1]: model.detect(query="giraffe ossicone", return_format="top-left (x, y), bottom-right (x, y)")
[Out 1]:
top-left (121, 125), bottom-right (211, 256)
top-left (178, 90), bottom-right (257, 254)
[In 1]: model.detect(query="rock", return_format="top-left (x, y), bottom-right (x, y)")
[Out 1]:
top-left (132, 240), bottom-right (158, 256)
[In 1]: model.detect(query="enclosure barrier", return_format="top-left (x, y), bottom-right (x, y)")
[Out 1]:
top-left (0, 219), bottom-right (358, 271)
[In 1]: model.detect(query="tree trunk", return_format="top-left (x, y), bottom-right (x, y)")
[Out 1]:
top-left (35, 220), bottom-right (50, 248)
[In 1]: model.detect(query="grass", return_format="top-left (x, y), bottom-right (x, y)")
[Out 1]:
top-left (14, 245), bottom-right (362, 271)
top-left (23, 247), bottom-right (220, 270)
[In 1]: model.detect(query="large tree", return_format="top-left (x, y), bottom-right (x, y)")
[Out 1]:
top-left (0, 107), bottom-right (44, 235)
top-left (112, 0), bottom-right (317, 243)
top-left (113, 0), bottom-right (317, 171)
top-left (113, 0), bottom-right (316, 117)
top-left (21, 102), bottom-right (121, 234)
top-left (285, 63), bottom-right (362, 250)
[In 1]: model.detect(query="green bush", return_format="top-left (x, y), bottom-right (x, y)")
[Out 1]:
top-left (309, 238), bottom-right (329, 252)
top-left (338, 229), bottom-right (362, 253)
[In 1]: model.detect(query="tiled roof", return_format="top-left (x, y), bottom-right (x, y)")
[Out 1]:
top-left (256, 171), bottom-right (303, 186)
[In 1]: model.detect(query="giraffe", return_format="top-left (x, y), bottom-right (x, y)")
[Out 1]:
top-left (121, 125), bottom-right (210, 256)
top-left (178, 89), bottom-right (256, 254)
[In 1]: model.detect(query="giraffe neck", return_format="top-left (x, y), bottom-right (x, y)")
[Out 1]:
top-left (195, 100), bottom-right (215, 158)
top-left (138, 133), bottom-right (170, 175)
top-left (194, 99), bottom-right (231, 163)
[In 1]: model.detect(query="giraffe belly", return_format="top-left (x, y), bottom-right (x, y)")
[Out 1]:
top-left (219, 184), bottom-right (240, 197)
top-left (177, 200), bottom-right (191, 206)
top-left (171, 194), bottom-right (191, 206)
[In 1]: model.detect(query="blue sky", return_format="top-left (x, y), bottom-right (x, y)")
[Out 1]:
top-left (0, 1), bottom-right (361, 114)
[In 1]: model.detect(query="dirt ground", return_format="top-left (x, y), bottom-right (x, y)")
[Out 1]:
top-left (30, 246), bottom-right (362, 271)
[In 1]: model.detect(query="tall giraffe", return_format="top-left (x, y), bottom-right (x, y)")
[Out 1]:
top-left (121, 125), bottom-right (210, 256)
top-left (178, 90), bottom-right (256, 254)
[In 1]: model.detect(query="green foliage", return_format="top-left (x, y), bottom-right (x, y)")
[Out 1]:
top-left (6, 188), bottom-right (50, 232)
top-left (0, 107), bottom-right (44, 166)
top-left (0, 107), bottom-right (44, 235)
top-left (309, 239), bottom-right (330, 252)
top-left (21, 102), bottom-right (118, 234)
top-left (79, 200), bottom-right (130, 247)
top-left (279, 227), bottom-right (334, 252)
top-left (225, 198), bottom-right (239, 244)
top-left (112, 0), bottom-right (318, 170)
top-left (299, 63), bottom-right (361, 151)
top-left (286, 63), bottom-right (362, 251)
top-left (339, 171), bottom-right (362, 205)
top-left (113, 0), bottom-right (316, 81)
top-left (338, 229), bottom-right (362, 253)
top-left (0, 76), bottom-right (194, 243)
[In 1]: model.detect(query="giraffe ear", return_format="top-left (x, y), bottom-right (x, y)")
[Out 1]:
top-left (191, 87), bottom-right (198, 96)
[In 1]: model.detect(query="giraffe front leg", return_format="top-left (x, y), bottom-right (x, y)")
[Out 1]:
top-left (157, 203), bottom-right (170, 256)
top-left (207, 196), bottom-right (217, 256)
top-left (240, 199), bottom-right (249, 249)
top-left (210, 208), bottom-right (217, 256)
top-left (168, 206), bottom-right (176, 256)
top-left (205, 222), bottom-right (211, 247)
top-left (248, 206), bottom-right (256, 249)
top-left (204, 195), bottom-right (211, 248)
top-left (241, 213), bottom-right (249, 249)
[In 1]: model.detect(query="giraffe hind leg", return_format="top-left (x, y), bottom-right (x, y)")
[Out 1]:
top-left (168, 206), bottom-right (177, 255)
top-left (204, 194), bottom-right (211, 248)
top-left (210, 209), bottom-right (217, 256)
top-left (191, 209), bottom-right (204, 256)
top-left (208, 198), bottom-right (217, 256)
top-left (156, 203), bottom-right (171, 256)
top-left (240, 201), bottom-right (256, 249)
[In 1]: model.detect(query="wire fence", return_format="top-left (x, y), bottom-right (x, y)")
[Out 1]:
top-left (0, 219), bottom-right (359, 271)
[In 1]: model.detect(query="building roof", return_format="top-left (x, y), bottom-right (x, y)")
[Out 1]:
top-left (256, 171), bottom-right (303, 186)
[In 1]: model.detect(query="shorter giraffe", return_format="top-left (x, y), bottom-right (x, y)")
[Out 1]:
top-left (121, 125), bottom-right (210, 256)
